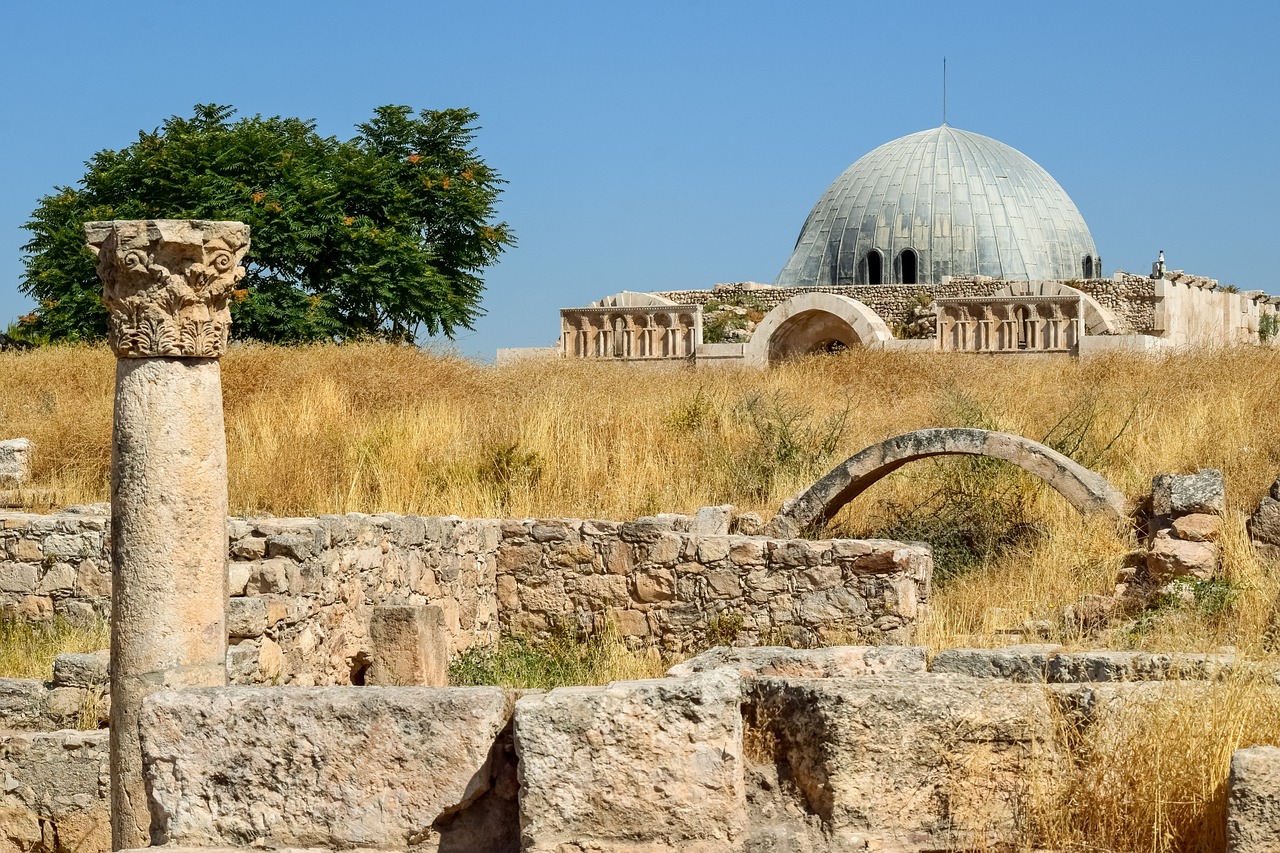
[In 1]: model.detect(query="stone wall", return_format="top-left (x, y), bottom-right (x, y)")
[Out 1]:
top-left (495, 518), bottom-right (930, 652)
top-left (653, 275), bottom-right (1279, 343)
top-left (0, 507), bottom-right (931, 684)
top-left (653, 281), bottom-right (1010, 331)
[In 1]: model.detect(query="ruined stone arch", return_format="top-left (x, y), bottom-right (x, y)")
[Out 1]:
top-left (770, 427), bottom-right (1128, 535)
top-left (744, 293), bottom-right (893, 366)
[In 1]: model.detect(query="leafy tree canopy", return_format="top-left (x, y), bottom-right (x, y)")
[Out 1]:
top-left (19, 104), bottom-right (513, 343)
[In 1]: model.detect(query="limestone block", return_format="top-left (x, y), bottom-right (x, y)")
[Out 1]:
top-left (226, 597), bottom-right (267, 638)
top-left (367, 605), bottom-right (447, 687)
top-left (667, 645), bottom-right (927, 679)
top-left (227, 563), bottom-right (251, 596)
top-left (0, 562), bottom-right (37, 594)
top-left (929, 644), bottom-right (1064, 682)
top-left (514, 671), bottom-right (745, 852)
top-left (75, 560), bottom-right (111, 598)
top-left (43, 533), bottom-right (97, 560)
top-left (225, 640), bottom-right (262, 684)
top-left (634, 568), bottom-right (676, 602)
top-left (690, 505), bottom-right (735, 536)
top-left (0, 730), bottom-right (109, 853)
top-left (746, 674), bottom-right (1059, 848)
top-left (1250, 497), bottom-right (1280, 548)
top-left (140, 686), bottom-right (512, 850)
top-left (36, 562), bottom-right (77, 596)
top-left (53, 651), bottom-right (110, 689)
top-left (0, 440), bottom-right (31, 488)
top-left (606, 608), bottom-right (648, 637)
top-left (229, 536), bottom-right (266, 560)
top-left (1228, 746), bottom-right (1280, 853)
top-left (0, 679), bottom-right (48, 729)
top-left (8, 537), bottom-right (41, 562)
top-left (47, 686), bottom-right (87, 723)
top-left (1047, 651), bottom-right (1233, 683)
top-left (1147, 532), bottom-right (1217, 580)
top-left (1151, 469), bottom-right (1226, 516)
top-left (1172, 512), bottom-right (1222, 542)
top-left (245, 558), bottom-right (292, 594)
top-left (266, 534), bottom-right (316, 561)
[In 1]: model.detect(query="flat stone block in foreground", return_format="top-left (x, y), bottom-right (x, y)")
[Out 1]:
top-left (139, 686), bottom-right (513, 851)
top-left (745, 674), bottom-right (1059, 849)
top-left (1228, 746), bottom-right (1280, 853)
top-left (514, 670), bottom-right (745, 852)
top-left (667, 644), bottom-right (927, 679)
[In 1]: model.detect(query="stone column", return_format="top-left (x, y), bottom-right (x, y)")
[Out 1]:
top-left (85, 219), bottom-right (250, 851)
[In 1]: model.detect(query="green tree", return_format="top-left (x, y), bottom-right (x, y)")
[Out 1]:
top-left (19, 104), bottom-right (513, 343)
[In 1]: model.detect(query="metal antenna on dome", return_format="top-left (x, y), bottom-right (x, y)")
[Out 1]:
top-left (942, 57), bottom-right (947, 126)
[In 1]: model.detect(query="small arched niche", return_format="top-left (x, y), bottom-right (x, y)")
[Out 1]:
top-left (866, 250), bottom-right (884, 285)
top-left (899, 248), bottom-right (918, 285)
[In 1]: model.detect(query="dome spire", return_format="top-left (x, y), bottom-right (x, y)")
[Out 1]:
top-left (942, 57), bottom-right (948, 127)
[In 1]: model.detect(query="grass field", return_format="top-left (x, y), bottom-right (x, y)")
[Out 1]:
top-left (3, 342), bottom-right (1279, 851)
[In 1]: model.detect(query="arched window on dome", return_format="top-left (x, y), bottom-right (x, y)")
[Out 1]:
top-left (899, 249), bottom-right (918, 285)
top-left (1083, 256), bottom-right (1094, 278)
top-left (866, 250), bottom-right (883, 285)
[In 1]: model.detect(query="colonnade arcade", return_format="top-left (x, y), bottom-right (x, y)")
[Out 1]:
top-left (935, 295), bottom-right (1086, 354)
top-left (559, 306), bottom-right (701, 359)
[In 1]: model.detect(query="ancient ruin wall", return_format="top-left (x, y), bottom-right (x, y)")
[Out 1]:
top-left (495, 517), bottom-right (930, 652)
top-left (0, 508), bottom-right (931, 684)
top-left (654, 276), bottom-right (1269, 338)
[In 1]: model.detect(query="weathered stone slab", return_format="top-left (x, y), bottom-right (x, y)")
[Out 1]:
top-left (1146, 532), bottom-right (1217, 580)
top-left (514, 670), bottom-right (745, 852)
top-left (689, 505), bottom-right (734, 536)
top-left (1151, 469), bottom-right (1226, 516)
top-left (0, 729), bottom-right (109, 853)
top-left (929, 644), bottom-right (1063, 682)
top-left (140, 686), bottom-right (513, 850)
top-left (745, 674), bottom-right (1059, 849)
top-left (667, 644), bottom-right (926, 679)
top-left (1046, 651), bottom-right (1233, 683)
top-left (367, 605), bottom-right (447, 687)
top-left (1228, 746), bottom-right (1280, 853)
top-left (0, 679), bottom-right (49, 729)
top-left (1250, 497), bottom-right (1280, 548)
top-left (0, 439), bottom-right (32, 488)
top-left (53, 650), bottom-right (110, 689)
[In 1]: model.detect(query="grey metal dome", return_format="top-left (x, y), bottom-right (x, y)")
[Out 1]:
top-left (775, 126), bottom-right (1099, 286)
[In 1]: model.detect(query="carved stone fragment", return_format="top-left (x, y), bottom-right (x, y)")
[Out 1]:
top-left (84, 220), bottom-right (249, 359)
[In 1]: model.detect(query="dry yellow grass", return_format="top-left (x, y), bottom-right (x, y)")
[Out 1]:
top-left (3, 342), bottom-right (1280, 850)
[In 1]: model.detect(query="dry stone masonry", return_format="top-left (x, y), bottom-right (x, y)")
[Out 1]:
top-left (0, 507), bottom-right (933, 686)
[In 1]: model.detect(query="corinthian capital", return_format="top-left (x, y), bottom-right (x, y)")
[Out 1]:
top-left (85, 220), bottom-right (250, 358)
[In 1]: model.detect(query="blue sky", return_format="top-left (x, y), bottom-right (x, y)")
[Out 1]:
top-left (2, 1), bottom-right (1276, 359)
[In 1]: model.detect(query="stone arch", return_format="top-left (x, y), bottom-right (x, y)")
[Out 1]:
top-left (770, 427), bottom-right (1128, 535)
top-left (745, 293), bottom-right (892, 366)
top-left (992, 281), bottom-right (1119, 336)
